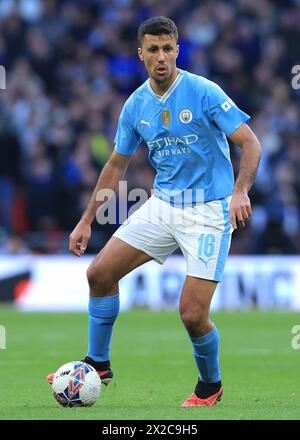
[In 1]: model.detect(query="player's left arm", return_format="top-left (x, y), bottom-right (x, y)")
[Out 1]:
top-left (228, 123), bottom-right (262, 230)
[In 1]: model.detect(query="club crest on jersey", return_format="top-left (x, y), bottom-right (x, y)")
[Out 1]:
top-left (179, 109), bottom-right (193, 124)
top-left (162, 110), bottom-right (171, 127)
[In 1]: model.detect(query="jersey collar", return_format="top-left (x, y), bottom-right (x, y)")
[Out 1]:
top-left (146, 69), bottom-right (184, 104)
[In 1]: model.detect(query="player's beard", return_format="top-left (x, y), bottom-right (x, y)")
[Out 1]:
top-left (152, 66), bottom-right (174, 86)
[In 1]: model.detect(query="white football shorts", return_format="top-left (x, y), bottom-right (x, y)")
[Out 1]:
top-left (113, 194), bottom-right (233, 282)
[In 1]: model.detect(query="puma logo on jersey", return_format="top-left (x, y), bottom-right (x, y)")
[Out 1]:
top-left (140, 120), bottom-right (151, 127)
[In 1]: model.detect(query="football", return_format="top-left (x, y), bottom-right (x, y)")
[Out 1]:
top-left (51, 361), bottom-right (101, 407)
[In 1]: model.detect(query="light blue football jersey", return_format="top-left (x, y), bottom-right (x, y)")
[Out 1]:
top-left (114, 69), bottom-right (250, 205)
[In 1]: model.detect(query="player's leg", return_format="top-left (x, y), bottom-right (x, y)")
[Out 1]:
top-left (85, 236), bottom-right (153, 379)
top-left (85, 195), bottom-right (179, 384)
top-left (87, 236), bottom-right (154, 298)
top-left (47, 195), bottom-right (178, 385)
top-left (47, 237), bottom-right (153, 385)
top-left (173, 196), bottom-right (232, 406)
top-left (179, 276), bottom-right (223, 406)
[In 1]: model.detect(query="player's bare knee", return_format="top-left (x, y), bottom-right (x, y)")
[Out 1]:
top-left (180, 308), bottom-right (209, 335)
top-left (87, 264), bottom-right (115, 296)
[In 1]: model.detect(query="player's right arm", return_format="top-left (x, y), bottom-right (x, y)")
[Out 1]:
top-left (70, 97), bottom-right (141, 256)
top-left (69, 151), bottom-right (131, 257)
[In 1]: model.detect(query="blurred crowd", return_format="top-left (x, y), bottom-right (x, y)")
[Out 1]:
top-left (0, 0), bottom-right (300, 255)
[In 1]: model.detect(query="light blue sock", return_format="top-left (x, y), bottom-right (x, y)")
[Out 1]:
top-left (190, 325), bottom-right (221, 383)
top-left (87, 294), bottom-right (120, 362)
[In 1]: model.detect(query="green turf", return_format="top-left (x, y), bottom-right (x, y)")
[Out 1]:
top-left (0, 307), bottom-right (299, 420)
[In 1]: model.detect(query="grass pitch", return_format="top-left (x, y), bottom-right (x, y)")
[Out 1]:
top-left (0, 307), bottom-right (299, 420)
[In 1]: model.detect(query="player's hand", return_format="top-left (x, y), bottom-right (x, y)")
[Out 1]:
top-left (229, 192), bottom-right (252, 230)
top-left (69, 220), bottom-right (91, 257)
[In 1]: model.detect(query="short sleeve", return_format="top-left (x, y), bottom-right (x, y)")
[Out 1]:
top-left (114, 103), bottom-right (142, 156)
top-left (208, 83), bottom-right (251, 137)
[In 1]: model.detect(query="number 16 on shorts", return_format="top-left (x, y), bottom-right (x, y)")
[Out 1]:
top-left (198, 233), bottom-right (215, 258)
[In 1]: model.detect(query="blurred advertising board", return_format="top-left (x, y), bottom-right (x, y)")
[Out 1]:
top-left (0, 255), bottom-right (300, 311)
